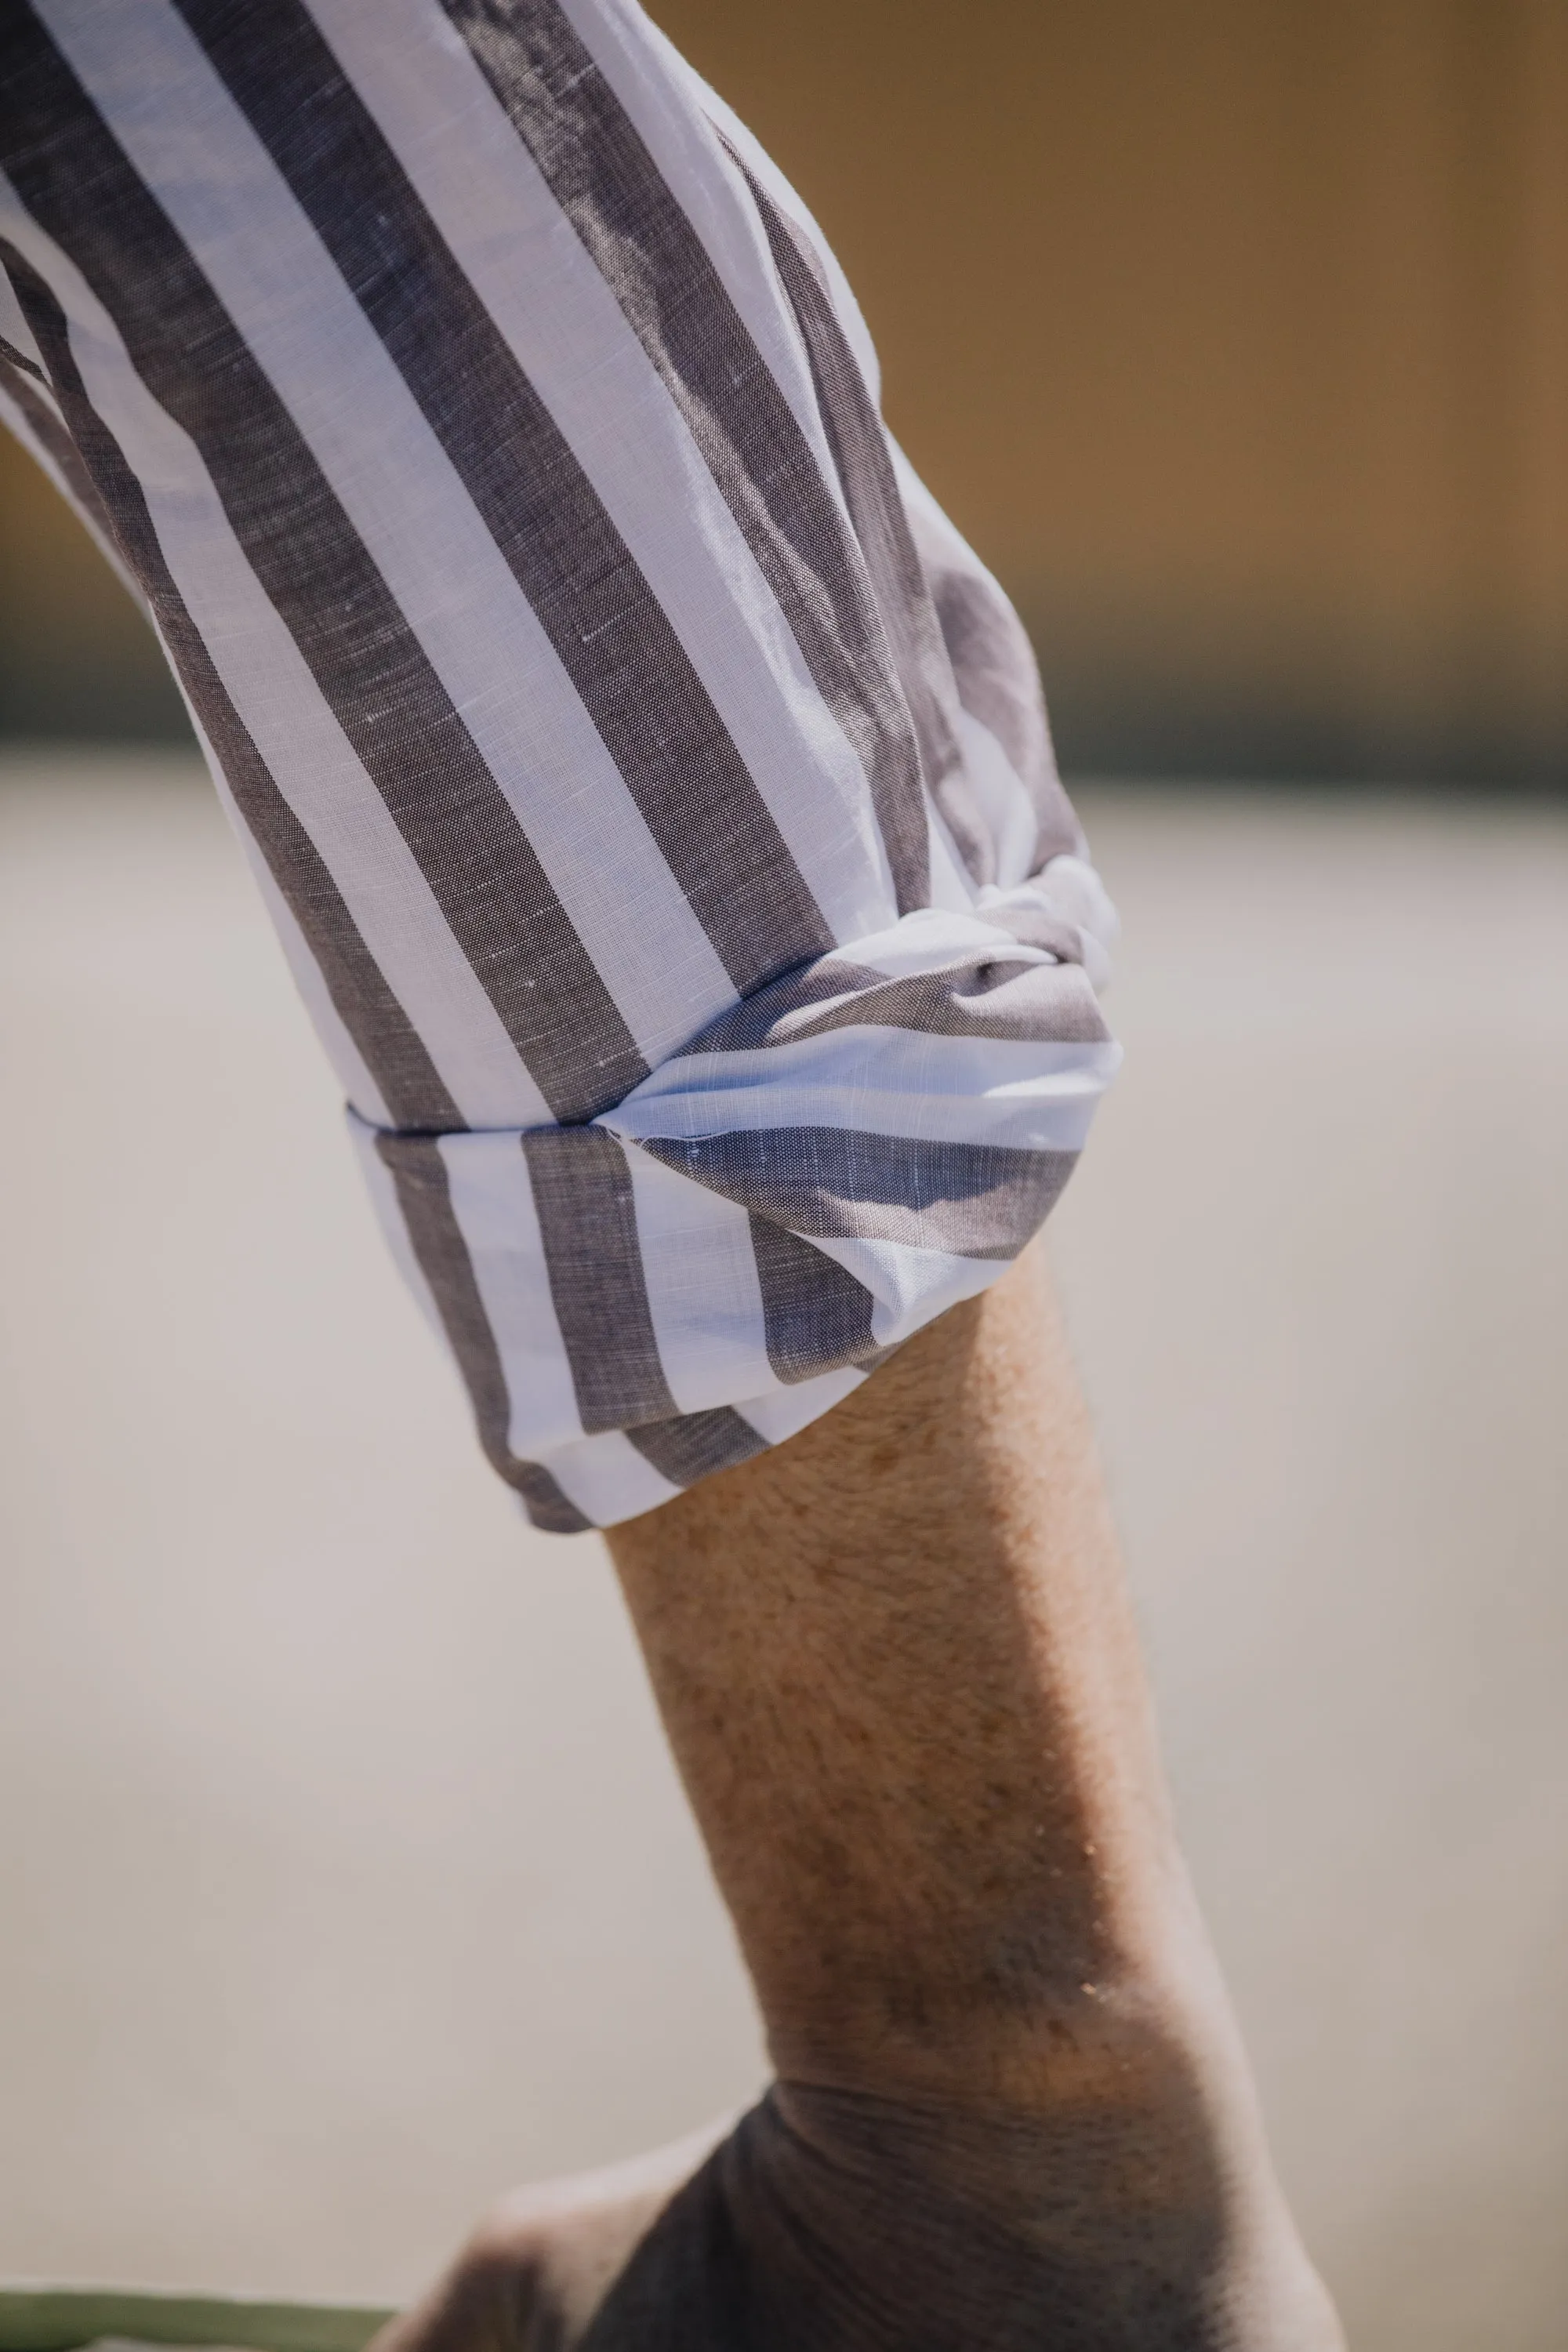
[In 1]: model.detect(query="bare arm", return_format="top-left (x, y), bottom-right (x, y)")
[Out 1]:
top-left (383, 1253), bottom-right (1343, 2350)
top-left (602, 1245), bottom-right (1342, 2347)
top-left (614, 1241), bottom-right (1189, 2095)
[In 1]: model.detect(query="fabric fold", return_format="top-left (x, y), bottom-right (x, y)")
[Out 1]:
top-left (356, 871), bottom-right (1119, 1526)
top-left (2, 0), bottom-right (1123, 1534)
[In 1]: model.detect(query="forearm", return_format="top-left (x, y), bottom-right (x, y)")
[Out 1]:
top-left (607, 1248), bottom-right (1343, 2345)
top-left (612, 1246), bottom-right (1210, 2089)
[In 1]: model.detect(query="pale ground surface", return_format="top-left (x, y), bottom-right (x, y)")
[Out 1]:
top-left (1, 753), bottom-right (1564, 2352)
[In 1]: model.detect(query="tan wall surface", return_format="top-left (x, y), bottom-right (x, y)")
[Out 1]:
top-left (651, 0), bottom-right (1568, 782)
top-left (0, 432), bottom-right (188, 742)
top-left (2, 2), bottom-right (1566, 779)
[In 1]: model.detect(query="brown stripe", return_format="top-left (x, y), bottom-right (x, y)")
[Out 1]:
top-left (173, 0), bottom-right (833, 999)
top-left (681, 954), bottom-right (1109, 1054)
top-left (627, 1408), bottom-right (768, 1487)
top-left (520, 1127), bottom-right (680, 1434)
top-left (0, 16), bottom-right (642, 1124)
top-left (747, 1215), bottom-right (880, 1385)
top-left (441, 0), bottom-right (932, 917)
top-left (0, 328), bottom-right (45, 382)
top-left (376, 1134), bottom-right (590, 1534)
top-left (0, 307), bottom-right (124, 562)
top-left (2, 241), bottom-right (460, 1131)
top-left (925, 557), bottom-right (1083, 871)
top-left (646, 1129), bottom-right (1079, 1261)
top-left (735, 160), bottom-right (994, 888)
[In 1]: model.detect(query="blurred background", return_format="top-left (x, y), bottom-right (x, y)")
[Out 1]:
top-left (2, 5), bottom-right (1566, 2350)
top-left (5, 0), bottom-right (1567, 784)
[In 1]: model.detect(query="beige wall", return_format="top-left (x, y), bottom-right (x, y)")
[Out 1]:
top-left (0, 432), bottom-right (187, 742)
top-left (3, 2), bottom-right (1566, 779)
top-left (652, 0), bottom-right (1568, 782)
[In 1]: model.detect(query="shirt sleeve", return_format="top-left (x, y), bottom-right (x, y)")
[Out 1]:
top-left (0, 0), bottom-right (1120, 1532)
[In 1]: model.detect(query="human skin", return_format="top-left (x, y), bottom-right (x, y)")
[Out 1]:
top-left (374, 1245), bottom-right (1345, 2349)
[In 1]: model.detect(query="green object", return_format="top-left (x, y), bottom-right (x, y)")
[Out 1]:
top-left (0, 2288), bottom-right (394, 2352)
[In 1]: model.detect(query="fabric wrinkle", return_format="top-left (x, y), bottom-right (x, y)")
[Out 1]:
top-left (0, 0), bottom-right (1121, 1530)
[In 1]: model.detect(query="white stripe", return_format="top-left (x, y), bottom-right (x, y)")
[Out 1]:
top-left (348, 1114), bottom-right (446, 1345)
top-left (734, 1363), bottom-right (866, 1446)
top-left (542, 1428), bottom-right (679, 1525)
top-left (308, 0), bottom-right (898, 949)
top-left (893, 442), bottom-right (1031, 636)
top-left (670, 45), bottom-right (886, 412)
top-left (557, 0), bottom-right (847, 498)
top-left (0, 352), bottom-right (143, 602)
top-left (956, 706), bottom-right (1040, 892)
top-left (801, 1235), bottom-right (1008, 1348)
top-left (749, 948), bottom-right (1080, 1030)
top-left (0, 260), bottom-right (47, 373)
top-left (40, 0), bottom-right (739, 1070)
top-left (0, 372), bottom-right (67, 499)
top-left (0, 182), bottom-right (553, 1131)
top-left (1030, 852), bottom-right (1121, 954)
top-left (621, 1142), bottom-right (780, 1415)
top-left (926, 808), bottom-right (983, 912)
top-left (247, 864), bottom-right (394, 1129)
top-left (437, 1132), bottom-right (585, 1457)
top-left (606, 1028), bottom-right (1120, 1154)
top-left (822, 906), bottom-right (1052, 982)
top-left (191, 706), bottom-right (394, 1128)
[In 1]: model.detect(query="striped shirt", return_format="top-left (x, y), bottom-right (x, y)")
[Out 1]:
top-left (0, 0), bottom-right (1120, 1532)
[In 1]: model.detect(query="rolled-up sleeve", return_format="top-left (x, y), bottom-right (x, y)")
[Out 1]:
top-left (0, 0), bottom-right (1119, 1530)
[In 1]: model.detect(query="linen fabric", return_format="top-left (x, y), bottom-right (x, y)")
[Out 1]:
top-left (0, 0), bottom-right (1120, 1532)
